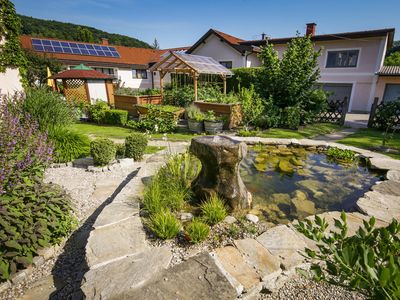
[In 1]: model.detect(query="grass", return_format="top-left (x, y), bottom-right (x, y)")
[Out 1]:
top-left (70, 121), bottom-right (196, 141)
top-left (337, 128), bottom-right (400, 160)
top-left (239, 123), bottom-right (343, 139)
top-left (145, 145), bottom-right (166, 154)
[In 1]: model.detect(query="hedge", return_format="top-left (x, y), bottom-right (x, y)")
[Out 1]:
top-left (103, 109), bottom-right (129, 126)
top-left (227, 67), bottom-right (261, 92)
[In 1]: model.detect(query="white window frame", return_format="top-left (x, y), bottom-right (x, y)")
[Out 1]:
top-left (132, 69), bottom-right (148, 79)
top-left (323, 48), bottom-right (362, 69)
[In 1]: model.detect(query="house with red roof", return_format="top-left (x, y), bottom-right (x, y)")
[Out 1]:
top-left (188, 25), bottom-right (396, 112)
top-left (20, 35), bottom-right (189, 91)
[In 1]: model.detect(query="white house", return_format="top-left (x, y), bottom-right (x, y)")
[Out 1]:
top-left (0, 36), bottom-right (23, 95)
top-left (187, 25), bottom-right (396, 112)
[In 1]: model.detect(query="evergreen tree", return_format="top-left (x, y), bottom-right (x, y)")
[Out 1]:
top-left (152, 38), bottom-right (160, 49)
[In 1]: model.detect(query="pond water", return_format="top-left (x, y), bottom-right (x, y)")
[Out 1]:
top-left (240, 145), bottom-right (382, 224)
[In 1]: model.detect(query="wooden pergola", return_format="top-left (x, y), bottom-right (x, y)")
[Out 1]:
top-left (150, 51), bottom-right (233, 101)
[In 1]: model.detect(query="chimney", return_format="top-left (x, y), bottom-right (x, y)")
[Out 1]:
top-left (306, 23), bottom-right (316, 36)
top-left (101, 38), bottom-right (109, 45)
top-left (261, 32), bottom-right (266, 40)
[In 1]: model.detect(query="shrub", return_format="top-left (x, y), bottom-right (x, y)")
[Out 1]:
top-left (186, 219), bottom-right (210, 244)
top-left (103, 109), bottom-right (128, 126)
top-left (296, 212), bottom-right (400, 300)
top-left (227, 67), bottom-right (261, 92)
top-left (90, 138), bottom-right (116, 166)
top-left (0, 181), bottom-right (77, 281)
top-left (326, 147), bottom-right (358, 164)
top-left (0, 93), bottom-right (53, 195)
top-left (23, 87), bottom-right (75, 132)
top-left (149, 210), bottom-right (181, 239)
top-left (186, 104), bottom-right (204, 121)
top-left (239, 86), bottom-right (263, 127)
top-left (124, 133), bottom-right (148, 160)
top-left (115, 143), bottom-right (125, 158)
top-left (201, 193), bottom-right (227, 225)
top-left (114, 87), bottom-right (160, 96)
top-left (131, 105), bottom-right (179, 133)
top-left (88, 101), bottom-right (110, 123)
top-left (49, 128), bottom-right (90, 163)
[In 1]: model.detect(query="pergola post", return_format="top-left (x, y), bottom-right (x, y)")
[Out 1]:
top-left (223, 76), bottom-right (227, 95)
top-left (159, 71), bottom-right (165, 100)
top-left (193, 72), bottom-right (199, 102)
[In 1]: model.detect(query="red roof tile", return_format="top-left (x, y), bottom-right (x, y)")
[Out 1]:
top-left (212, 29), bottom-right (244, 45)
top-left (51, 69), bottom-right (113, 79)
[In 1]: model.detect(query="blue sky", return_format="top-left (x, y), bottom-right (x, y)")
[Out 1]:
top-left (14, 0), bottom-right (399, 48)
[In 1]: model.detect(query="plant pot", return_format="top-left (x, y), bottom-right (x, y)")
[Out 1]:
top-left (204, 120), bottom-right (223, 134)
top-left (188, 119), bottom-right (204, 133)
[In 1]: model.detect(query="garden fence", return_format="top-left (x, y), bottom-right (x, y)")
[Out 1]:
top-left (368, 97), bottom-right (400, 129)
top-left (318, 97), bottom-right (349, 125)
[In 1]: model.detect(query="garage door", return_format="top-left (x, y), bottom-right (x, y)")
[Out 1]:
top-left (321, 83), bottom-right (353, 102)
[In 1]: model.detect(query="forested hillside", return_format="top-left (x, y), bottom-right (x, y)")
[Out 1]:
top-left (18, 14), bottom-right (152, 48)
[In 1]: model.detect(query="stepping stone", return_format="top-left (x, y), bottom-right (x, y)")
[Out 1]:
top-left (81, 247), bottom-right (172, 300)
top-left (372, 180), bottom-right (400, 196)
top-left (256, 225), bottom-right (307, 270)
top-left (213, 246), bottom-right (260, 292)
top-left (86, 216), bottom-right (148, 268)
top-left (387, 170), bottom-right (400, 183)
top-left (357, 191), bottom-right (400, 223)
top-left (124, 253), bottom-right (237, 300)
top-left (93, 202), bottom-right (139, 229)
top-left (234, 238), bottom-right (281, 281)
top-left (370, 157), bottom-right (400, 171)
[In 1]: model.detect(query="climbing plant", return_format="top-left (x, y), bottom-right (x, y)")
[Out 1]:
top-left (0, 0), bottom-right (27, 84)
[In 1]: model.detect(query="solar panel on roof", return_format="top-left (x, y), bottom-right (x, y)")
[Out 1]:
top-left (31, 38), bottom-right (121, 58)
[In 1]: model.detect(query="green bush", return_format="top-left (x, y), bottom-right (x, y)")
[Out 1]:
top-left (129, 105), bottom-right (179, 133)
top-left (186, 219), bottom-right (210, 244)
top-left (186, 104), bottom-right (205, 121)
top-left (201, 193), bottom-right (227, 225)
top-left (23, 87), bottom-right (75, 132)
top-left (88, 101), bottom-right (110, 123)
top-left (239, 86), bottom-right (263, 127)
top-left (0, 181), bottom-right (77, 281)
top-left (149, 210), bottom-right (181, 239)
top-left (227, 67), bottom-right (261, 93)
top-left (124, 133), bottom-right (148, 161)
top-left (115, 143), bottom-right (125, 158)
top-left (90, 138), bottom-right (116, 166)
top-left (296, 212), bottom-right (400, 300)
top-left (49, 128), bottom-right (90, 163)
top-left (114, 87), bottom-right (160, 96)
top-left (103, 109), bottom-right (128, 126)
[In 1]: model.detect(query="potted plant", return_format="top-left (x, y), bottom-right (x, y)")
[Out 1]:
top-left (186, 105), bottom-right (205, 133)
top-left (204, 110), bottom-right (223, 134)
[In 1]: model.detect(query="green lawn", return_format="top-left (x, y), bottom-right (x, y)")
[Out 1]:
top-left (337, 128), bottom-right (400, 160)
top-left (145, 145), bottom-right (166, 154)
top-left (239, 123), bottom-right (343, 139)
top-left (70, 122), bottom-right (196, 141)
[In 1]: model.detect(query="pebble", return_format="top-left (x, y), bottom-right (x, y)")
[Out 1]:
top-left (223, 216), bottom-right (237, 224)
top-left (246, 213), bottom-right (259, 224)
top-left (180, 212), bottom-right (194, 221)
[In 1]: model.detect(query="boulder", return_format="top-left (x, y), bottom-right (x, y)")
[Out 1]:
top-left (223, 216), bottom-right (237, 224)
top-left (246, 214), bottom-right (259, 224)
top-left (270, 193), bottom-right (291, 204)
top-left (386, 170), bottom-right (400, 183)
top-left (277, 160), bottom-right (294, 174)
top-left (290, 196), bottom-right (316, 219)
top-left (190, 136), bottom-right (252, 209)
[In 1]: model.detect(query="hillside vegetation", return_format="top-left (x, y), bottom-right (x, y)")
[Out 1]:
top-left (18, 14), bottom-right (152, 48)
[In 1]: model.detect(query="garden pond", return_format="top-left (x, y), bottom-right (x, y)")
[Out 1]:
top-left (240, 145), bottom-right (383, 224)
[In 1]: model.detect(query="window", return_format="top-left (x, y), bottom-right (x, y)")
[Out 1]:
top-left (132, 69), bottom-right (148, 79)
top-left (219, 61), bottom-right (232, 69)
top-left (92, 67), bottom-right (116, 77)
top-left (383, 84), bottom-right (400, 102)
top-left (326, 50), bottom-right (359, 68)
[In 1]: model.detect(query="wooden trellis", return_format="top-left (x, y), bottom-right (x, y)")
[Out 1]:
top-left (318, 97), bottom-right (349, 125)
top-left (150, 51), bottom-right (233, 101)
top-left (368, 97), bottom-right (400, 129)
top-left (63, 79), bottom-right (88, 102)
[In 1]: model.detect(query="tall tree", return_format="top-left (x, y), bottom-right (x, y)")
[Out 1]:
top-left (0, 0), bottom-right (27, 75)
top-left (76, 26), bottom-right (94, 43)
top-left (152, 38), bottom-right (160, 49)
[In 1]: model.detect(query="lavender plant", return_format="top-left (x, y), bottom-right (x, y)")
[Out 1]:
top-left (0, 92), bottom-right (53, 194)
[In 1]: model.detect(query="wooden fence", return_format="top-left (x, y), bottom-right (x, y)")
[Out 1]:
top-left (318, 97), bottom-right (349, 125)
top-left (368, 97), bottom-right (400, 129)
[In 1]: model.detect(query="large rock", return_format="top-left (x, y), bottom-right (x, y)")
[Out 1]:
top-left (371, 180), bottom-right (400, 196)
top-left (386, 170), bottom-right (400, 183)
top-left (82, 247), bottom-right (172, 300)
top-left (290, 191), bottom-right (316, 219)
top-left (190, 136), bottom-right (251, 209)
top-left (121, 253), bottom-right (237, 300)
top-left (370, 157), bottom-right (400, 171)
top-left (356, 191), bottom-right (400, 223)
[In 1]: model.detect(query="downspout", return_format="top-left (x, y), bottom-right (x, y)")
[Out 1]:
top-left (243, 51), bottom-right (251, 68)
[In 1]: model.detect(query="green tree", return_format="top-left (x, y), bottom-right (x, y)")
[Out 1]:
top-left (76, 26), bottom-right (94, 43)
top-left (0, 0), bottom-right (27, 80)
top-left (256, 34), bottom-right (326, 128)
top-left (385, 52), bottom-right (400, 66)
top-left (152, 38), bottom-right (160, 49)
top-left (24, 49), bottom-right (62, 87)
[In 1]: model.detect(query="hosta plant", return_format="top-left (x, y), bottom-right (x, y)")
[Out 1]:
top-left (295, 212), bottom-right (400, 299)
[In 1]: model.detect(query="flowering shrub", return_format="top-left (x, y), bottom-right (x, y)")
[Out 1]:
top-left (0, 93), bottom-right (53, 194)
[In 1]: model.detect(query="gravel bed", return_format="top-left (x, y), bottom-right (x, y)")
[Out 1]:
top-left (259, 275), bottom-right (366, 300)
top-left (0, 164), bottom-right (137, 300)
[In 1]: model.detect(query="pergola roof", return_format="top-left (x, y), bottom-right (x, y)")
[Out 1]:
top-left (150, 51), bottom-right (233, 76)
top-left (51, 69), bottom-right (113, 80)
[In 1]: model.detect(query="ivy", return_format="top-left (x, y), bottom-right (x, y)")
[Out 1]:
top-left (0, 0), bottom-right (27, 85)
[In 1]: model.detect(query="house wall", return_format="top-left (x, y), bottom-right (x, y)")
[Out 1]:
top-left (87, 80), bottom-right (108, 103)
top-left (374, 76), bottom-right (400, 103)
top-left (0, 67), bottom-right (23, 95)
top-left (190, 34), bottom-right (245, 68)
top-left (246, 53), bottom-right (261, 67)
